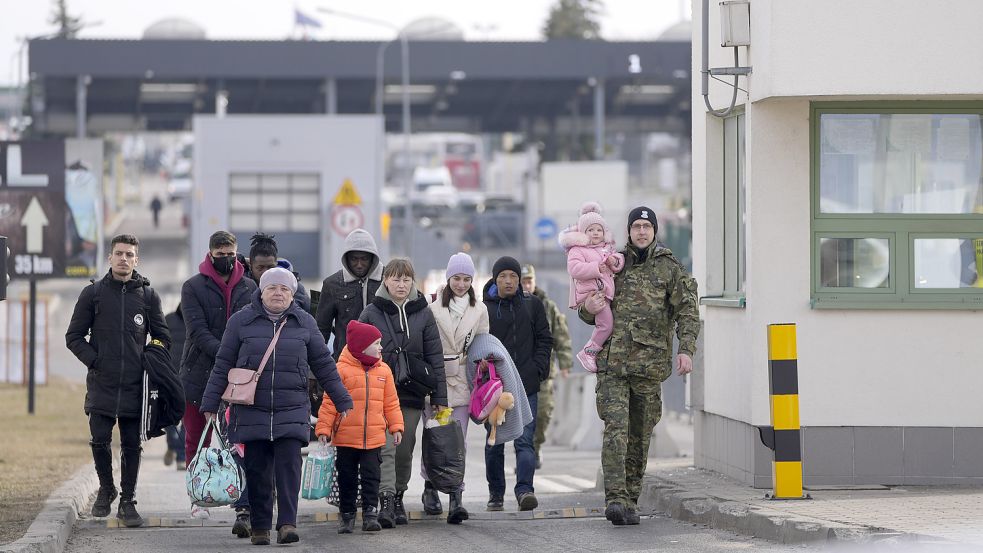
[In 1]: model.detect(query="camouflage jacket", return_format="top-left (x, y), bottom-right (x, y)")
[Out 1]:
top-left (581, 242), bottom-right (700, 381)
top-left (533, 288), bottom-right (573, 375)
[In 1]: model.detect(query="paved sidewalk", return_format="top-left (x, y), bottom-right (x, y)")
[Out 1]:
top-left (641, 461), bottom-right (983, 547)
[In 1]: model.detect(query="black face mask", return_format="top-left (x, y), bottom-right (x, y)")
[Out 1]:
top-left (211, 255), bottom-right (236, 275)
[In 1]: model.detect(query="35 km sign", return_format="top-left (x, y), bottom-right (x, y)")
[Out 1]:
top-left (0, 141), bottom-right (66, 280)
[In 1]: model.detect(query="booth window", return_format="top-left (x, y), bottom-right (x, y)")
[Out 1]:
top-left (811, 103), bottom-right (983, 308)
top-left (228, 173), bottom-right (320, 232)
top-left (703, 109), bottom-right (746, 307)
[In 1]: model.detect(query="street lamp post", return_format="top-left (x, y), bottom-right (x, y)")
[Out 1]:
top-left (318, 7), bottom-right (413, 257)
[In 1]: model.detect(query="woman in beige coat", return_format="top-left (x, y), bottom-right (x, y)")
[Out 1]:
top-left (421, 252), bottom-right (489, 524)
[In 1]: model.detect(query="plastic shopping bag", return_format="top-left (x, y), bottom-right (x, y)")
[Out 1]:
top-left (422, 419), bottom-right (465, 493)
top-left (425, 406), bottom-right (454, 429)
top-left (186, 419), bottom-right (243, 508)
top-left (301, 442), bottom-right (335, 500)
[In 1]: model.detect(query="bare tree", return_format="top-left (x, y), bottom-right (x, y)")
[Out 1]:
top-left (49, 0), bottom-right (83, 38)
top-left (542, 0), bottom-right (604, 40)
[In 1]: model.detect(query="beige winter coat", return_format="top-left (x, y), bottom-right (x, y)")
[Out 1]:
top-left (429, 293), bottom-right (490, 407)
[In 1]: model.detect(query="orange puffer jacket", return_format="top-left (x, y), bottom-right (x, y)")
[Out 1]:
top-left (315, 347), bottom-right (404, 449)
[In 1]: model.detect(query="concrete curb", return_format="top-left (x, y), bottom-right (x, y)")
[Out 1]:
top-left (0, 465), bottom-right (99, 553)
top-left (637, 477), bottom-right (946, 545)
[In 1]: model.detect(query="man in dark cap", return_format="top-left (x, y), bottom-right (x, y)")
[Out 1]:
top-left (481, 256), bottom-right (553, 512)
top-left (581, 206), bottom-right (701, 526)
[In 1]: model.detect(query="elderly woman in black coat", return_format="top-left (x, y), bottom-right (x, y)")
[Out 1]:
top-left (358, 258), bottom-right (446, 528)
top-left (202, 268), bottom-right (352, 546)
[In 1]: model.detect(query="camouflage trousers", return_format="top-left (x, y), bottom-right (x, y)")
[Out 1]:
top-left (533, 377), bottom-right (555, 454)
top-left (595, 372), bottom-right (663, 509)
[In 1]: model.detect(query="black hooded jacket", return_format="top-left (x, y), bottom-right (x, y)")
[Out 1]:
top-left (482, 279), bottom-right (553, 397)
top-left (66, 270), bottom-right (170, 419)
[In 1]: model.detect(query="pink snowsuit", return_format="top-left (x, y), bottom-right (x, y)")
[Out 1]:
top-left (561, 228), bottom-right (625, 349)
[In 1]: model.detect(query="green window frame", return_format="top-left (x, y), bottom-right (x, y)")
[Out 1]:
top-left (811, 102), bottom-right (983, 309)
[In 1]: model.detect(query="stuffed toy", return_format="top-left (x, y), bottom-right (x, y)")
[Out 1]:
top-left (486, 392), bottom-right (515, 445)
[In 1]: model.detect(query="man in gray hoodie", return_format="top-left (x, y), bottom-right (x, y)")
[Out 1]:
top-left (315, 229), bottom-right (384, 360)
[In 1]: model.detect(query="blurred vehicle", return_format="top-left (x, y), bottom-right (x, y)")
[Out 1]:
top-left (412, 166), bottom-right (458, 208)
top-left (167, 163), bottom-right (193, 202)
top-left (462, 210), bottom-right (522, 249)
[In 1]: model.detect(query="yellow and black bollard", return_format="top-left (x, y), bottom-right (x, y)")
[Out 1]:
top-left (757, 323), bottom-right (809, 500)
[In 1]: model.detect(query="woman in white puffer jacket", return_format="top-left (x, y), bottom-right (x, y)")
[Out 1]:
top-left (422, 252), bottom-right (489, 524)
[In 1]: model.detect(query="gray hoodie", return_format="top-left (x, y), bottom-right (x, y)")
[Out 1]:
top-left (315, 229), bottom-right (384, 359)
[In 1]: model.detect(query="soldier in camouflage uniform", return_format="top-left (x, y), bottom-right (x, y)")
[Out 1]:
top-left (580, 206), bottom-right (700, 526)
top-left (520, 265), bottom-right (573, 468)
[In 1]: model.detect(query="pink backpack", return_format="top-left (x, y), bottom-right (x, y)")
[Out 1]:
top-left (469, 359), bottom-right (504, 423)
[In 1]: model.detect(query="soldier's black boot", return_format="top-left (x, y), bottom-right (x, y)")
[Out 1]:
top-left (90, 442), bottom-right (117, 517)
top-left (625, 507), bottom-right (641, 525)
top-left (117, 447), bottom-right (144, 528)
top-left (393, 491), bottom-right (408, 525)
top-left (422, 481), bottom-right (442, 515)
top-left (338, 512), bottom-right (356, 534)
top-left (446, 491), bottom-right (469, 524)
top-left (361, 506), bottom-right (381, 532)
top-left (378, 493), bottom-right (396, 529)
top-left (605, 502), bottom-right (627, 526)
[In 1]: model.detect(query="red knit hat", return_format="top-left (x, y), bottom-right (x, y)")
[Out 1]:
top-left (346, 320), bottom-right (382, 366)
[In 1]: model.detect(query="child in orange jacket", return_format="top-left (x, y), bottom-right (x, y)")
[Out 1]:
top-left (316, 320), bottom-right (404, 534)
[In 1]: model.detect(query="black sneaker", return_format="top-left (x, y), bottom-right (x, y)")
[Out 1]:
top-left (378, 493), bottom-right (396, 529)
top-left (338, 512), bottom-right (356, 534)
top-left (605, 502), bottom-right (627, 526)
top-left (393, 491), bottom-right (408, 525)
top-left (116, 500), bottom-right (144, 528)
top-left (486, 494), bottom-right (504, 512)
top-left (361, 506), bottom-right (382, 532)
top-left (232, 510), bottom-right (251, 538)
top-left (625, 507), bottom-right (641, 525)
top-left (517, 492), bottom-right (538, 511)
top-left (91, 486), bottom-right (118, 518)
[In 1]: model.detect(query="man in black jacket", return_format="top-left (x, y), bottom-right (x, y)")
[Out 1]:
top-left (316, 229), bottom-right (382, 359)
top-left (163, 305), bottom-right (186, 469)
top-left (180, 230), bottom-right (256, 529)
top-left (65, 234), bottom-right (170, 528)
top-left (481, 256), bottom-right (552, 512)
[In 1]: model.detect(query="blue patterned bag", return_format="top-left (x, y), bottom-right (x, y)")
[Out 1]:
top-left (186, 419), bottom-right (243, 508)
top-left (301, 443), bottom-right (335, 500)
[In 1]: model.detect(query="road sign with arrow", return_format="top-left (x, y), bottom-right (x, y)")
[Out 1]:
top-left (0, 141), bottom-right (66, 280)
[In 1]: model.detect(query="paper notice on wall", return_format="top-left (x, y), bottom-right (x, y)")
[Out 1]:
top-left (822, 116), bottom-right (876, 155)
top-left (937, 117), bottom-right (972, 161)
top-left (888, 115), bottom-right (932, 155)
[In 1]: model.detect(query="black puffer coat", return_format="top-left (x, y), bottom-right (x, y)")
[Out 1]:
top-left (65, 270), bottom-right (170, 418)
top-left (200, 290), bottom-right (353, 443)
top-left (180, 272), bottom-right (256, 405)
top-left (358, 287), bottom-right (447, 410)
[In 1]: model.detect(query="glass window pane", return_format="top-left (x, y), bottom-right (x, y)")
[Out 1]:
top-left (292, 174), bottom-right (319, 192)
top-left (261, 174), bottom-right (289, 192)
top-left (263, 192), bottom-right (290, 210)
top-left (290, 192), bottom-right (320, 211)
top-left (229, 174), bottom-right (259, 192)
top-left (819, 237), bottom-right (891, 288)
top-left (229, 213), bottom-right (259, 230)
top-left (290, 213), bottom-right (320, 231)
top-left (229, 193), bottom-right (259, 211)
top-left (261, 213), bottom-right (289, 231)
top-left (913, 238), bottom-right (983, 288)
top-left (819, 113), bottom-right (983, 214)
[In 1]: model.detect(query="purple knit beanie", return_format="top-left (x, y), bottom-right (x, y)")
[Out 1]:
top-left (445, 252), bottom-right (476, 279)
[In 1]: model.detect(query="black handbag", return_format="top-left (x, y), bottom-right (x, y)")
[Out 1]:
top-left (382, 312), bottom-right (437, 396)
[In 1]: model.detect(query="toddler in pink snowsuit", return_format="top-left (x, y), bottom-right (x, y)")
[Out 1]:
top-left (560, 202), bottom-right (625, 372)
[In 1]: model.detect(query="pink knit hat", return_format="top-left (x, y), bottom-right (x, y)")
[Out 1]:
top-left (577, 202), bottom-right (608, 234)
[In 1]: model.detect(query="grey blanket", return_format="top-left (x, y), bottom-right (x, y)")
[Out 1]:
top-left (465, 333), bottom-right (535, 445)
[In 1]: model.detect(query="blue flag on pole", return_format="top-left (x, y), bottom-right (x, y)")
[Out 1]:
top-left (295, 9), bottom-right (322, 28)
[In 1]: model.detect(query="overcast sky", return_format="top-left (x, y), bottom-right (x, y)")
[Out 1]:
top-left (0, 0), bottom-right (690, 85)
